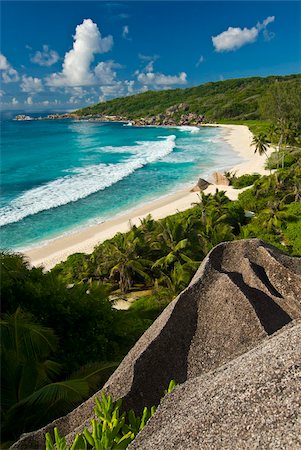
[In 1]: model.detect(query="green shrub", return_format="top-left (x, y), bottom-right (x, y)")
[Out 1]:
top-left (231, 173), bottom-right (261, 189)
top-left (282, 203), bottom-right (301, 256)
top-left (45, 380), bottom-right (177, 450)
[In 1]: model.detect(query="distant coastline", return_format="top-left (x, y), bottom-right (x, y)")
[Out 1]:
top-left (24, 124), bottom-right (273, 271)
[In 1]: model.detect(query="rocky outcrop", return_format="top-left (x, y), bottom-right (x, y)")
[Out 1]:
top-left (191, 177), bottom-right (211, 192)
top-left (14, 115), bottom-right (34, 121)
top-left (130, 321), bottom-right (301, 450)
top-left (212, 171), bottom-right (230, 185)
top-left (11, 240), bottom-right (301, 449)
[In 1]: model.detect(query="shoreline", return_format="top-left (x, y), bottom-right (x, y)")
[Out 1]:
top-left (25, 124), bottom-right (272, 270)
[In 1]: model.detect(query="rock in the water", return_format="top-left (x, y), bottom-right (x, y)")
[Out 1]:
top-left (11, 240), bottom-right (301, 449)
top-left (212, 171), bottom-right (230, 185)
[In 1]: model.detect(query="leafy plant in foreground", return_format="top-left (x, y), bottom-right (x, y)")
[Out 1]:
top-left (45, 380), bottom-right (177, 450)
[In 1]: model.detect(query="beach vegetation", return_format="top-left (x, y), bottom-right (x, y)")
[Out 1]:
top-left (45, 380), bottom-right (176, 450)
top-left (225, 172), bottom-right (261, 189)
top-left (2, 74), bottom-right (300, 447)
top-left (0, 308), bottom-right (119, 447)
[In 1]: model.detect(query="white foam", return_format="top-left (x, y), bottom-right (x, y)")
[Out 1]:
top-left (177, 126), bottom-right (200, 133)
top-left (0, 136), bottom-right (176, 226)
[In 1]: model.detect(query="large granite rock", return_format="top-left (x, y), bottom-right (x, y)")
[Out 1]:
top-left (191, 178), bottom-right (211, 192)
top-left (212, 171), bottom-right (230, 185)
top-left (130, 320), bottom-right (301, 450)
top-left (11, 240), bottom-right (301, 449)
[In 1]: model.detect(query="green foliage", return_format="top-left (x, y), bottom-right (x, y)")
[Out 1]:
top-left (1, 310), bottom-right (117, 445)
top-left (3, 131), bottom-right (300, 447)
top-left (251, 133), bottom-right (270, 157)
top-left (260, 79), bottom-right (301, 132)
top-left (282, 203), bottom-right (301, 256)
top-left (1, 256), bottom-right (117, 368)
top-left (227, 173), bottom-right (261, 189)
top-left (45, 381), bottom-right (177, 450)
top-left (76, 75), bottom-right (301, 122)
top-left (238, 150), bottom-right (301, 251)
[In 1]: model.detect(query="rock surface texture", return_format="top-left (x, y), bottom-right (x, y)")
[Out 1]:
top-left (130, 321), bottom-right (301, 450)
top-left (11, 239), bottom-right (301, 449)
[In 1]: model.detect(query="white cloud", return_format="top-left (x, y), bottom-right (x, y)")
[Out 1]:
top-left (46, 19), bottom-right (113, 87)
top-left (212, 26), bottom-right (258, 52)
top-left (31, 45), bottom-right (60, 67)
top-left (42, 100), bottom-right (50, 105)
top-left (137, 71), bottom-right (187, 86)
top-left (12, 97), bottom-right (19, 105)
top-left (212, 16), bottom-right (275, 52)
top-left (0, 53), bottom-right (19, 83)
top-left (136, 60), bottom-right (187, 88)
top-left (122, 25), bottom-right (131, 40)
top-left (0, 54), bottom-right (9, 70)
top-left (0, 89), bottom-right (5, 97)
top-left (125, 80), bottom-right (134, 94)
top-left (196, 55), bottom-right (205, 67)
top-left (257, 16), bottom-right (275, 31)
top-left (21, 75), bottom-right (43, 93)
top-left (25, 96), bottom-right (33, 105)
top-left (94, 60), bottom-right (122, 85)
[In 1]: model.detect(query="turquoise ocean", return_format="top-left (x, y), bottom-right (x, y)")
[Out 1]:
top-left (1, 119), bottom-right (243, 251)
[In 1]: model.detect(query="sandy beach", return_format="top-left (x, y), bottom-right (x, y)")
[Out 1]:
top-left (25, 124), bottom-right (272, 270)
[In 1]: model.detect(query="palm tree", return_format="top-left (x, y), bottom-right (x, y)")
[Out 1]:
top-left (159, 262), bottom-right (196, 297)
top-left (252, 133), bottom-right (270, 157)
top-left (1, 309), bottom-right (117, 445)
top-left (260, 201), bottom-right (289, 233)
top-left (99, 232), bottom-right (151, 293)
top-left (197, 208), bottom-right (235, 254)
top-left (151, 217), bottom-right (193, 271)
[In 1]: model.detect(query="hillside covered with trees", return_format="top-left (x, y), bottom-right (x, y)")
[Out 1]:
top-left (76, 74), bottom-right (301, 122)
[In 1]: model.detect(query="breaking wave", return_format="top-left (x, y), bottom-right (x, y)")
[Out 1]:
top-left (0, 135), bottom-right (176, 226)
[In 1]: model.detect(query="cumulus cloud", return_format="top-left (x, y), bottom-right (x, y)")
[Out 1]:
top-left (94, 60), bottom-right (123, 85)
top-left (99, 78), bottom-right (135, 100)
top-left (46, 19), bottom-right (113, 87)
top-left (12, 97), bottom-right (19, 105)
top-left (137, 71), bottom-right (187, 86)
top-left (0, 54), bottom-right (9, 70)
top-left (212, 26), bottom-right (258, 52)
top-left (31, 45), bottom-right (60, 66)
top-left (0, 53), bottom-right (19, 83)
top-left (21, 75), bottom-right (43, 93)
top-left (136, 59), bottom-right (187, 88)
top-left (257, 16), bottom-right (275, 31)
top-left (212, 16), bottom-right (275, 52)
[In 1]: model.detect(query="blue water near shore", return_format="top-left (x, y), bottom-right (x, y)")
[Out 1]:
top-left (1, 119), bottom-right (242, 250)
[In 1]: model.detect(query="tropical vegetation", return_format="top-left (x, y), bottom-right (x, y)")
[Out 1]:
top-left (76, 74), bottom-right (301, 122)
top-left (1, 75), bottom-right (300, 448)
top-left (45, 380), bottom-right (176, 450)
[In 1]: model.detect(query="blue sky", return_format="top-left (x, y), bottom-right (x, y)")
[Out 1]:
top-left (1, 1), bottom-right (300, 111)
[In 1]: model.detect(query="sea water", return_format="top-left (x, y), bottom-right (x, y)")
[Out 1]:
top-left (0, 119), bottom-right (242, 250)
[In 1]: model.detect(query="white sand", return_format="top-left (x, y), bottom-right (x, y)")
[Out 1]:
top-left (25, 124), bottom-right (272, 270)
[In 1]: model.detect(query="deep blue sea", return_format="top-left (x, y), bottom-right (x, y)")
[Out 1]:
top-left (0, 119), bottom-right (242, 250)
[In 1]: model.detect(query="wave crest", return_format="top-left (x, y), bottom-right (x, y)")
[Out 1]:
top-left (0, 136), bottom-right (176, 226)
